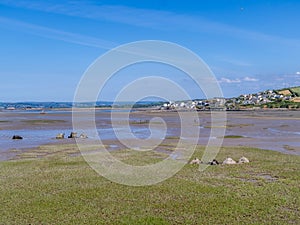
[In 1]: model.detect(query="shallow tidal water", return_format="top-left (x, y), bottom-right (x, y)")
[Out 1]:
top-left (0, 109), bottom-right (299, 160)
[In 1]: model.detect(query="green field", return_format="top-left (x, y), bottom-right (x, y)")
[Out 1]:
top-left (290, 87), bottom-right (300, 97)
top-left (0, 144), bottom-right (299, 224)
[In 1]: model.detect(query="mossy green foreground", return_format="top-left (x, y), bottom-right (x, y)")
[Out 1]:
top-left (0, 144), bottom-right (299, 224)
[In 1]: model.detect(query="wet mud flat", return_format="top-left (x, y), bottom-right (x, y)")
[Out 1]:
top-left (220, 110), bottom-right (300, 155)
top-left (0, 109), bottom-right (299, 160)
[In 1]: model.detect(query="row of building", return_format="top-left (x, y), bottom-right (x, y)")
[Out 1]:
top-left (160, 88), bottom-right (300, 111)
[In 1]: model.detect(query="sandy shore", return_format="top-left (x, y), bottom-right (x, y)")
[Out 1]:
top-left (0, 109), bottom-right (299, 160)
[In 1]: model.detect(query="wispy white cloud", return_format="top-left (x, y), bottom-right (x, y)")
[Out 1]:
top-left (0, 16), bottom-right (117, 49)
top-left (296, 72), bottom-right (300, 75)
top-left (219, 77), bottom-right (241, 84)
top-left (1, 0), bottom-right (300, 47)
top-left (219, 76), bottom-right (259, 84)
top-left (0, 16), bottom-right (228, 66)
top-left (249, 73), bottom-right (300, 90)
top-left (243, 76), bottom-right (258, 82)
top-left (217, 57), bottom-right (252, 67)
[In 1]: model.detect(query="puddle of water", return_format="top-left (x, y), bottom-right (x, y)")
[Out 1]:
top-left (267, 128), bottom-right (300, 136)
top-left (0, 125), bottom-right (175, 161)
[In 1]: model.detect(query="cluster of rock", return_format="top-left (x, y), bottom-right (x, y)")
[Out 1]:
top-left (11, 132), bottom-right (88, 140)
top-left (190, 156), bottom-right (250, 165)
top-left (224, 156), bottom-right (250, 164)
top-left (56, 132), bottom-right (88, 139)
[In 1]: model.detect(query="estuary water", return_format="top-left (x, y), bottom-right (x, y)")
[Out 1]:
top-left (0, 109), bottom-right (300, 160)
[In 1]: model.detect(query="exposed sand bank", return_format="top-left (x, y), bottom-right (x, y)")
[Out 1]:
top-left (0, 109), bottom-right (299, 160)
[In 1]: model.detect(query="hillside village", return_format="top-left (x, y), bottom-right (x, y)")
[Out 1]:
top-left (160, 86), bottom-right (300, 111)
top-left (1, 86), bottom-right (300, 111)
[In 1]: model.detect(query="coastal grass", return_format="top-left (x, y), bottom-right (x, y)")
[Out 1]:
top-left (21, 119), bottom-right (66, 124)
top-left (224, 135), bottom-right (244, 138)
top-left (204, 124), bottom-right (253, 129)
top-left (1, 144), bottom-right (300, 224)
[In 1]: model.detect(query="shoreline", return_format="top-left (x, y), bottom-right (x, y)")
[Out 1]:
top-left (5, 141), bottom-right (300, 163)
top-left (1, 110), bottom-right (299, 161)
top-left (1, 105), bottom-right (300, 113)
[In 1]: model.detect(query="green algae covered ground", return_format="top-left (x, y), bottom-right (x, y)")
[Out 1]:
top-left (0, 144), bottom-right (299, 224)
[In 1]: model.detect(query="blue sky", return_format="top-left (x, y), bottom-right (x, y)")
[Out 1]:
top-left (0, 0), bottom-right (300, 101)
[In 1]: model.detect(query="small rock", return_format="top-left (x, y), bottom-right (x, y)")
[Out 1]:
top-left (68, 132), bottom-right (77, 138)
top-left (79, 133), bottom-right (88, 139)
top-left (12, 135), bottom-right (23, 140)
top-left (190, 158), bottom-right (201, 165)
top-left (238, 156), bottom-right (250, 164)
top-left (209, 159), bottom-right (219, 165)
top-left (223, 157), bottom-right (236, 165)
top-left (56, 133), bottom-right (65, 139)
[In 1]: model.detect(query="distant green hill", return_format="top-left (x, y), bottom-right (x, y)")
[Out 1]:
top-left (290, 87), bottom-right (300, 97)
top-left (275, 86), bottom-right (300, 97)
top-left (233, 86), bottom-right (300, 109)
